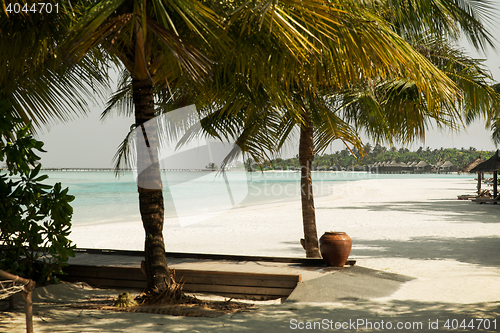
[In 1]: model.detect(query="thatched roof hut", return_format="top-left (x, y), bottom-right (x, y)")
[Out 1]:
top-left (471, 150), bottom-right (500, 198)
top-left (458, 156), bottom-right (485, 174)
top-left (440, 161), bottom-right (454, 168)
top-left (414, 160), bottom-right (431, 173)
top-left (415, 161), bottom-right (429, 168)
top-left (470, 150), bottom-right (500, 173)
top-left (439, 161), bottom-right (456, 172)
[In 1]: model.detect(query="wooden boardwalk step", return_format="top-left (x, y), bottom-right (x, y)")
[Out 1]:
top-left (62, 265), bottom-right (301, 301)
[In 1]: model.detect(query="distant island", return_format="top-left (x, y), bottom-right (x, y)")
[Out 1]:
top-left (245, 146), bottom-right (497, 173)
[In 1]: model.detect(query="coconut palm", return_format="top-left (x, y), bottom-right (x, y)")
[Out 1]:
top-left (65, 0), bottom-right (228, 294)
top-left (292, 2), bottom-right (499, 256)
top-left (300, 1), bottom-right (499, 256)
top-left (147, 0), bottom-right (484, 258)
top-left (157, 0), bottom-right (499, 258)
top-left (8, 0), bottom-right (495, 281)
top-left (266, 0), bottom-right (500, 257)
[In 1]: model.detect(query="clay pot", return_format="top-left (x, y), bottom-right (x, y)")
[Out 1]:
top-left (319, 232), bottom-right (352, 267)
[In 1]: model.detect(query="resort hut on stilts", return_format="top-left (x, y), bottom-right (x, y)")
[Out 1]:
top-left (470, 150), bottom-right (500, 201)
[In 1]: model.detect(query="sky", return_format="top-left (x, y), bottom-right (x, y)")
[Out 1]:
top-left (37, 5), bottom-right (500, 168)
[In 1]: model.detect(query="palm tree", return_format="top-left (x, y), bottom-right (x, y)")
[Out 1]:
top-left (316, 1), bottom-right (499, 255)
top-left (155, 0), bottom-right (490, 257)
top-left (65, 0), bottom-right (227, 294)
top-left (71, 0), bottom-right (403, 286)
top-left (168, 0), bottom-right (499, 258)
top-left (268, 0), bottom-right (498, 258)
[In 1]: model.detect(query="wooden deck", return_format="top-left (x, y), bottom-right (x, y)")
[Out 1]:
top-left (62, 249), bottom-right (354, 300)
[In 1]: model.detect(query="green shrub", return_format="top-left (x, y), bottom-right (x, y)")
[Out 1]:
top-left (0, 114), bottom-right (75, 284)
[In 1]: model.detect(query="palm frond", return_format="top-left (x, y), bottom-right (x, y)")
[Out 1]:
top-left (68, 0), bottom-right (223, 84)
top-left (366, 0), bottom-right (497, 51)
top-left (0, 1), bottom-right (111, 131)
top-left (491, 118), bottom-right (500, 146)
top-left (112, 124), bottom-right (137, 175)
top-left (101, 69), bottom-right (134, 120)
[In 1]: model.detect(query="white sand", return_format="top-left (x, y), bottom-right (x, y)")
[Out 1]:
top-left (2, 176), bottom-right (500, 332)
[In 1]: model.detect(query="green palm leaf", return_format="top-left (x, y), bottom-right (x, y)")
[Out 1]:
top-left (1, 1), bottom-right (110, 130)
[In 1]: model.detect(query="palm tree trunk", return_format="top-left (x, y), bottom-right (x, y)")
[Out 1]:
top-left (133, 78), bottom-right (173, 292)
top-left (299, 111), bottom-right (321, 258)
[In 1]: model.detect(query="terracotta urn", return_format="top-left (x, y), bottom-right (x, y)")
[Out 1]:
top-left (319, 232), bottom-right (352, 267)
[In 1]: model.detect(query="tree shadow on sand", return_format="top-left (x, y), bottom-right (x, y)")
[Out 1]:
top-left (351, 236), bottom-right (500, 268)
top-left (2, 295), bottom-right (500, 332)
top-left (285, 199), bottom-right (500, 261)
top-left (323, 199), bottom-right (500, 224)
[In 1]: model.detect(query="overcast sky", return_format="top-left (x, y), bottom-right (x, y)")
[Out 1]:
top-left (37, 5), bottom-right (500, 168)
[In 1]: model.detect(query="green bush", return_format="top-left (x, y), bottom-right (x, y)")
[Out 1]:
top-left (0, 114), bottom-right (75, 284)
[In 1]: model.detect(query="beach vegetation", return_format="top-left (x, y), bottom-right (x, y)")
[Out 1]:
top-left (0, 112), bottom-right (75, 284)
top-left (205, 162), bottom-right (218, 171)
top-left (255, 146), bottom-right (496, 171)
top-left (266, 0), bottom-right (500, 254)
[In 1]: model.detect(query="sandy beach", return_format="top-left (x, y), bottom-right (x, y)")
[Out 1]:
top-left (2, 176), bottom-right (500, 332)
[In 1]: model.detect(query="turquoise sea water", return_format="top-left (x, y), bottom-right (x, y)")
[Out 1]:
top-left (34, 171), bottom-right (475, 226)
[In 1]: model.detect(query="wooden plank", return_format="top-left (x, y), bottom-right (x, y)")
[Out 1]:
top-left (193, 293), bottom-right (280, 301)
top-left (72, 248), bottom-right (330, 265)
top-left (181, 284), bottom-right (293, 297)
top-left (174, 271), bottom-right (300, 288)
top-left (62, 276), bottom-right (147, 289)
top-left (64, 265), bottom-right (144, 281)
top-left (346, 260), bottom-right (356, 266)
top-left (64, 266), bottom-right (301, 287)
top-left (63, 275), bottom-right (290, 299)
top-left (175, 274), bottom-right (298, 289)
top-left (174, 269), bottom-right (302, 280)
